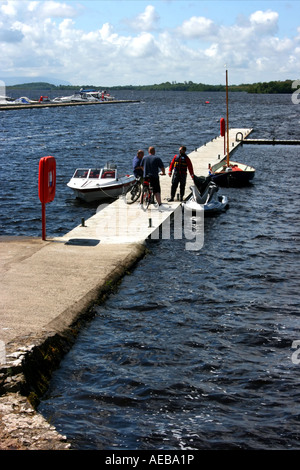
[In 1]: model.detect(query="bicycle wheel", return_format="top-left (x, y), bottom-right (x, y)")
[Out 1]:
top-left (141, 186), bottom-right (151, 210)
top-left (124, 181), bottom-right (141, 204)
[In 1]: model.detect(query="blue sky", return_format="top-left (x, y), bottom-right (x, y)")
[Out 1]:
top-left (0, 0), bottom-right (299, 86)
top-left (76, 1), bottom-right (299, 38)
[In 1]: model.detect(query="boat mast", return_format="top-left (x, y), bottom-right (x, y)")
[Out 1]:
top-left (226, 69), bottom-right (230, 167)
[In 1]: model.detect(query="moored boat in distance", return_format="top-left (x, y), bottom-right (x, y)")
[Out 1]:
top-left (79, 89), bottom-right (115, 101)
top-left (216, 69), bottom-right (256, 187)
top-left (67, 162), bottom-right (135, 202)
top-left (210, 160), bottom-right (255, 186)
top-left (0, 96), bottom-right (37, 104)
top-left (52, 92), bottom-right (98, 103)
top-left (52, 89), bottom-right (115, 103)
top-left (0, 94), bottom-right (14, 104)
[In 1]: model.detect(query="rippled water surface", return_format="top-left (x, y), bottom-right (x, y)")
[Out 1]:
top-left (1, 91), bottom-right (300, 449)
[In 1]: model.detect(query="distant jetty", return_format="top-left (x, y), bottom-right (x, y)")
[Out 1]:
top-left (0, 99), bottom-right (140, 111)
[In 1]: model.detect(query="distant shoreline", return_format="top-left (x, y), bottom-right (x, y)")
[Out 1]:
top-left (5, 79), bottom-right (294, 94)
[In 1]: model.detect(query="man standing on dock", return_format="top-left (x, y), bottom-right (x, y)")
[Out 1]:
top-left (168, 146), bottom-right (194, 201)
top-left (141, 147), bottom-right (166, 208)
top-left (133, 149), bottom-right (144, 179)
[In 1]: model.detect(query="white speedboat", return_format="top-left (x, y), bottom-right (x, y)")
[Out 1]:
top-left (0, 95), bottom-right (14, 104)
top-left (79, 89), bottom-right (115, 101)
top-left (182, 175), bottom-right (229, 216)
top-left (53, 89), bottom-right (115, 103)
top-left (12, 96), bottom-right (37, 104)
top-left (67, 163), bottom-right (135, 202)
top-left (52, 92), bottom-right (100, 103)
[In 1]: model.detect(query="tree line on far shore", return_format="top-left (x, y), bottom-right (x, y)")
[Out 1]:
top-left (6, 79), bottom-right (294, 94)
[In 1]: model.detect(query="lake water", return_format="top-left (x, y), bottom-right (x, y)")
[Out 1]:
top-left (1, 90), bottom-right (300, 450)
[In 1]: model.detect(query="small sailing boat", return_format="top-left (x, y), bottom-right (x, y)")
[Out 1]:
top-left (210, 70), bottom-right (255, 187)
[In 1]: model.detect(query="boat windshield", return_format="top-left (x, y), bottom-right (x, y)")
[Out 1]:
top-left (89, 169), bottom-right (101, 178)
top-left (74, 169), bottom-right (89, 178)
top-left (101, 170), bottom-right (116, 179)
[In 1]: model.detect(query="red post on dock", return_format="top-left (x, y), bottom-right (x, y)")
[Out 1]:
top-left (38, 156), bottom-right (56, 240)
top-left (220, 118), bottom-right (226, 156)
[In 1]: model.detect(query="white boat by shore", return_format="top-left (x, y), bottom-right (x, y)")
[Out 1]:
top-left (0, 96), bottom-right (37, 104)
top-left (0, 95), bottom-right (14, 104)
top-left (53, 89), bottom-right (115, 103)
top-left (67, 163), bottom-right (135, 202)
top-left (80, 89), bottom-right (115, 101)
top-left (52, 92), bottom-right (99, 103)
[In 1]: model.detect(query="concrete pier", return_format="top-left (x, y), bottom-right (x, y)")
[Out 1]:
top-left (0, 128), bottom-right (252, 449)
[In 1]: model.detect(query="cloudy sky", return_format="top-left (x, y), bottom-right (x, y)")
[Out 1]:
top-left (0, 0), bottom-right (299, 86)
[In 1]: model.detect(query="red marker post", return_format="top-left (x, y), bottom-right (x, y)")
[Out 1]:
top-left (38, 156), bottom-right (56, 240)
top-left (220, 118), bottom-right (226, 156)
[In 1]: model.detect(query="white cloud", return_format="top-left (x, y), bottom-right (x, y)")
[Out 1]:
top-left (0, 2), bottom-right (299, 86)
top-left (40, 1), bottom-right (79, 18)
top-left (0, 1), bottom-right (17, 16)
top-left (126, 5), bottom-right (160, 32)
top-left (204, 43), bottom-right (218, 58)
top-left (125, 32), bottom-right (159, 58)
top-left (177, 16), bottom-right (217, 39)
top-left (249, 9), bottom-right (278, 33)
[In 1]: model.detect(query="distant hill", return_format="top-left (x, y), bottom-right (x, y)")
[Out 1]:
top-left (7, 82), bottom-right (68, 91)
top-left (6, 79), bottom-right (294, 94)
top-left (3, 76), bottom-right (71, 86)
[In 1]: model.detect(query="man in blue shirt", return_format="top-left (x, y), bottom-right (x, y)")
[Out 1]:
top-left (141, 146), bottom-right (165, 207)
top-left (132, 149), bottom-right (144, 179)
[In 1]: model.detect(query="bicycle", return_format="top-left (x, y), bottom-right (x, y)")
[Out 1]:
top-left (124, 177), bottom-right (142, 204)
top-left (141, 178), bottom-right (154, 210)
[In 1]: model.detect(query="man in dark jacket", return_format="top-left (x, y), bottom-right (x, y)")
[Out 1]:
top-left (141, 147), bottom-right (165, 207)
top-left (132, 149), bottom-right (144, 178)
top-left (168, 146), bottom-right (194, 201)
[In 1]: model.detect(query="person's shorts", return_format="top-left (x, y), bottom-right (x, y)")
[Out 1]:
top-left (146, 176), bottom-right (160, 194)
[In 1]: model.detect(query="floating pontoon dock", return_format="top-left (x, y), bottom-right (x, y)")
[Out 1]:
top-left (242, 138), bottom-right (300, 145)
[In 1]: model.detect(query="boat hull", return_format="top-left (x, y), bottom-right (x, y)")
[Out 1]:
top-left (211, 161), bottom-right (255, 187)
top-left (183, 195), bottom-right (229, 216)
top-left (67, 177), bottom-right (135, 202)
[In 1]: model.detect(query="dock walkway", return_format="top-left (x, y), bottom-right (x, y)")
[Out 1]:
top-left (0, 127), bottom-right (252, 449)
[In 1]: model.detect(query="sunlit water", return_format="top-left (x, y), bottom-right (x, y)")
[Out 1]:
top-left (1, 91), bottom-right (300, 449)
